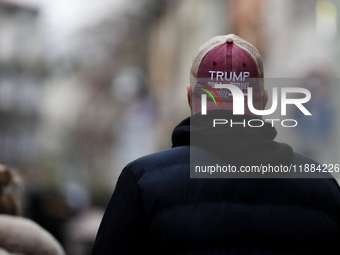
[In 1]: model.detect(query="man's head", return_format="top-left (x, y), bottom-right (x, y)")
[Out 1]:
top-left (187, 34), bottom-right (268, 117)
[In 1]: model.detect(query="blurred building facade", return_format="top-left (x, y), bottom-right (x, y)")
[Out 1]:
top-left (0, 2), bottom-right (46, 185)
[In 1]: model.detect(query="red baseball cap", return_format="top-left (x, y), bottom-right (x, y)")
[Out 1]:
top-left (190, 34), bottom-right (264, 115)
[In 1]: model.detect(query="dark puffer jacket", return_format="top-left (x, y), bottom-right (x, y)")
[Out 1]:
top-left (91, 110), bottom-right (340, 255)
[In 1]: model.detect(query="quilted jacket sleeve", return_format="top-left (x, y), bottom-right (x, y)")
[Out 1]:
top-left (91, 167), bottom-right (148, 255)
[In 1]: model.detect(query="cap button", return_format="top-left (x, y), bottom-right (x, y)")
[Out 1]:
top-left (227, 38), bottom-right (234, 44)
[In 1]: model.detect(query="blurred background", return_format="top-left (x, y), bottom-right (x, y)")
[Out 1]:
top-left (0, 0), bottom-right (340, 254)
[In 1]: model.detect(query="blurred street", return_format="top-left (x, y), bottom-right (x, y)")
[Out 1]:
top-left (0, 0), bottom-right (340, 254)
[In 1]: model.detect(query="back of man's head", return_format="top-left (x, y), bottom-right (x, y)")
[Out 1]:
top-left (188, 34), bottom-right (266, 117)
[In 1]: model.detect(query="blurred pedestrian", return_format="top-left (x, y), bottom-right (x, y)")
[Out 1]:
top-left (0, 164), bottom-right (66, 255)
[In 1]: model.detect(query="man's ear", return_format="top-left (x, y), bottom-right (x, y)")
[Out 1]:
top-left (187, 84), bottom-right (191, 107)
top-left (263, 89), bottom-right (268, 109)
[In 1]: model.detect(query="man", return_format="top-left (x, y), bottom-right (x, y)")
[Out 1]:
top-left (91, 34), bottom-right (340, 255)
